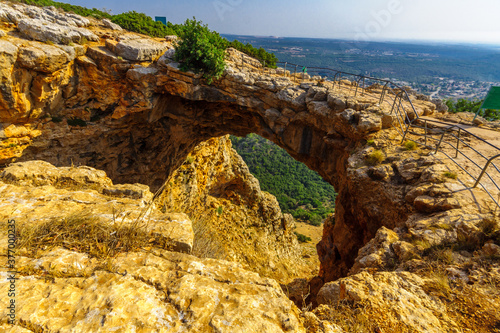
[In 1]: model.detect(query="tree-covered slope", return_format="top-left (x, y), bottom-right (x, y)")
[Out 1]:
top-left (230, 134), bottom-right (336, 225)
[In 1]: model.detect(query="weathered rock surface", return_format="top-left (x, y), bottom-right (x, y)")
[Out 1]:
top-left (113, 38), bottom-right (170, 61)
top-left (0, 249), bottom-right (304, 332)
top-left (1, 3), bottom-right (500, 331)
top-left (102, 18), bottom-right (122, 31)
top-left (317, 271), bottom-right (450, 332)
top-left (157, 136), bottom-right (311, 282)
top-left (0, 160), bottom-right (194, 254)
top-left (0, 1), bottom-right (97, 44)
top-left (0, 160), bottom-right (305, 332)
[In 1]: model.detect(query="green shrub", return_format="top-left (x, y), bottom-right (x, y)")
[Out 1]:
top-left (366, 139), bottom-right (375, 146)
top-left (404, 140), bottom-right (417, 150)
top-left (446, 98), bottom-right (500, 121)
top-left (11, 1), bottom-right (278, 73)
top-left (15, 0), bottom-right (112, 19)
top-left (443, 171), bottom-right (457, 179)
top-left (366, 150), bottom-right (385, 166)
top-left (309, 214), bottom-right (323, 226)
top-left (226, 39), bottom-right (278, 68)
top-left (174, 18), bottom-right (226, 84)
top-left (295, 232), bottom-right (312, 243)
top-left (216, 206), bottom-right (223, 216)
top-left (111, 11), bottom-right (177, 37)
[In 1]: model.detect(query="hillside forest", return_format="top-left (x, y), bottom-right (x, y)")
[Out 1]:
top-left (230, 134), bottom-right (336, 226)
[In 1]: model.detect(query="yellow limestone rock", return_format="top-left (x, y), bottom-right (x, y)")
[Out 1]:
top-left (0, 160), bottom-right (193, 254)
top-left (0, 249), bottom-right (304, 332)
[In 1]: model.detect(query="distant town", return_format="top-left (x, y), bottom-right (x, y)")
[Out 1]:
top-left (408, 78), bottom-right (500, 101)
top-left (225, 35), bottom-right (500, 102)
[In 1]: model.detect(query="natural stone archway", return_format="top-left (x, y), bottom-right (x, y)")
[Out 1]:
top-left (0, 26), bottom-right (466, 285)
top-left (3, 6), bottom-right (500, 331)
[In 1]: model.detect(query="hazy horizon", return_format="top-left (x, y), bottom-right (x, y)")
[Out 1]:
top-left (221, 33), bottom-right (500, 48)
top-left (62, 0), bottom-right (500, 46)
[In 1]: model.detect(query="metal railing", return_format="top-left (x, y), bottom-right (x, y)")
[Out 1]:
top-left (273, 61), bottom-right (421, 135)
top-left (264, 61), bottom-right (500, 208)
top-left (409, 117), bottom-right (500, 207)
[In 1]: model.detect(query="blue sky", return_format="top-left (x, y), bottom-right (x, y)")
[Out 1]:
top-left (65, 0), bottom-right (500, 44)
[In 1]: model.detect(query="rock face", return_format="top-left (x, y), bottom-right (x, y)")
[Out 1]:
top-left (157, 136), bottom-right (310, 282)
top-left (113, 38), bottom-right (169, 61)
top-left (1, 2), bottom-right (498, 282)
top-left (0, 160), bottom-right (194, 254)
top-left (0, 160), bottom-right (305, 332)
top-left (0, 2), bottom-right (98, 44)
top-left (1, 3), bottom-right (500, 331)
top-left (317, 271), bottom-right (448, 332)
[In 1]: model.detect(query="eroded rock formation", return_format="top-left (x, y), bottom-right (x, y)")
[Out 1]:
top-left (1, 2), bottom-right (499, 331)
top-left (0, 162), bottom-right (303, 332)
top-left (156, 136), bottom-right (313, 281)
top-left (0, 3), bottom-right (425, 283)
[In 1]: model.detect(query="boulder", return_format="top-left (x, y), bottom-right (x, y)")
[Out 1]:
top-left (0, 3), bottom-right (25, 23)
top-left (17, 42), bottom-right (71, 73)
top-left (18, 18), bottom-right (98, 44)
top-left (102, 18), bottom-right (122, 31)
top-left (317, 271), bottom-right (450, 332)
top-left (114, 38), bottom-right (169, 61)
top-left (0, 250), bottom-right (303, 332)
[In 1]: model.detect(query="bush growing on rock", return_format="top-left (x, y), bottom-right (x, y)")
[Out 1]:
top-left (174, 18), bottom-right (227, 84)
top-left (16, 0), bottom-right (112, 19)
top-left (111, 11), bottom-right (177, 37)
top-left (366, 150), bottom-right (385, 166)
top-left (404, 140), bottom-right (417, 151)
top-left (295, 232), bottom-right (311, 243)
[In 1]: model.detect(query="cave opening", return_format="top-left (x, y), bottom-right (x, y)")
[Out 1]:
top-left (229, 133), bottom-right (337, 235)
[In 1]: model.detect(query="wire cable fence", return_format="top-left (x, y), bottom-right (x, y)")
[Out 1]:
top-left (263, 60), bottom-right (500, 208)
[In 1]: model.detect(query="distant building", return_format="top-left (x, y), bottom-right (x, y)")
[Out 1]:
top-left (155, 17), bottom-right (167, 25)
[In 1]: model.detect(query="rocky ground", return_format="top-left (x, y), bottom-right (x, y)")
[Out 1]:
top-left (0, 1), bottom-right (499, 332)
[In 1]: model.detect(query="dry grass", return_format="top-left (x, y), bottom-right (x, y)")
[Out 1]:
top-left (444, 281), bottom-right (500, 332)
top-left (412, 238), bottom-right (432, 251)
top-left (191, 218), bottom-right (227, 260)
top-left (428, 248), bottom-right (455, 264)
top-left (480, 218), bottom-right (499, 237)
top-left (423, 269), bottom-right (452, 297)
top-left (314, 300), bottom-right (416, 333)
top-left (429, 222), bottom-right (454, 231)
top-left (16, 213), bottom-right (170, 259)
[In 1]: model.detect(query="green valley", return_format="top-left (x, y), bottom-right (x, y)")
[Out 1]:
top-left (230, 134), bottom-right (336, 225)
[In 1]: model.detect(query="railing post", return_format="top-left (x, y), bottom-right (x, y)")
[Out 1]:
top-left (355, 77), bottom-right (362, 97)
top-left (474, 153), bottom-right (500, 188)
top-left (294, 65), bottom-right (297, 83)
top-left (455, 128), bottom-right (461, 158)
top-left (284, 62), bottom-right (287, 77)
top-left (379, 82), bottom-right (389, 104)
